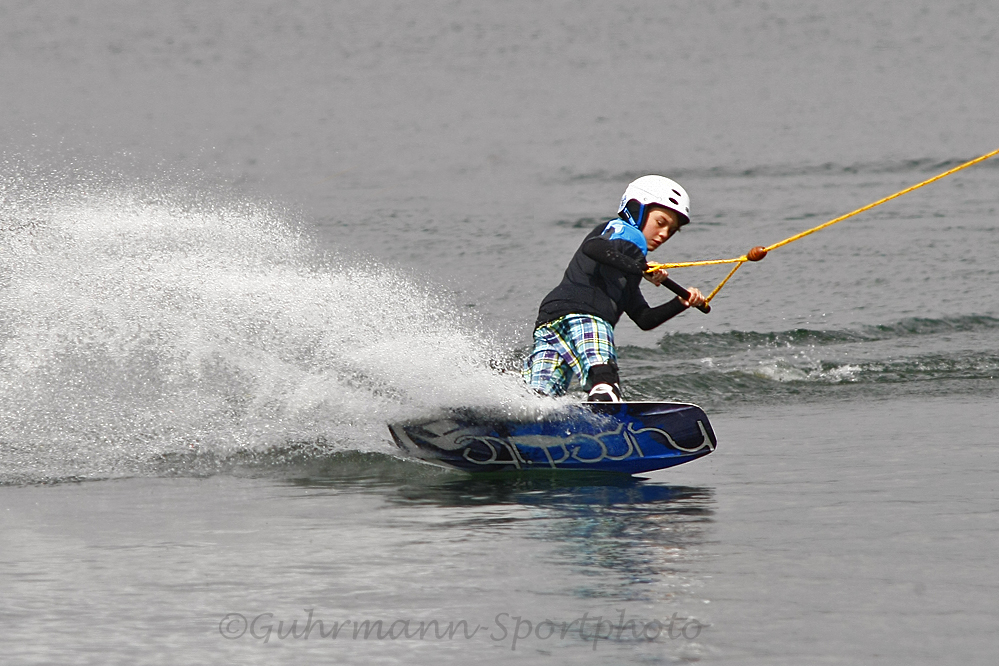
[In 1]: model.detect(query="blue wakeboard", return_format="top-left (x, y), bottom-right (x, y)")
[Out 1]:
top-left (388, 402), bottom-right (716, 475)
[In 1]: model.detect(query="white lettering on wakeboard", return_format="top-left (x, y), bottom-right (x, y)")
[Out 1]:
top-left (456, 420), bottom-right (714, 469)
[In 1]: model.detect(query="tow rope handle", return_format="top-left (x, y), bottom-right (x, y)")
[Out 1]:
top-left (659, 276), bottom-right (711, 314)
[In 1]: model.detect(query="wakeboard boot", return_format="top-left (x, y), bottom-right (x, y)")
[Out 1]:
top-left (586, 363), bottom-right (623, 402)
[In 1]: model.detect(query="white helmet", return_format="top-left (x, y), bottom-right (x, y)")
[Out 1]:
top-left (618, 175), bottom-right (691, 228)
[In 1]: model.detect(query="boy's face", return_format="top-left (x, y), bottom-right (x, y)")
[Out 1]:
top-left (642, 207), bottom-right (682, 251)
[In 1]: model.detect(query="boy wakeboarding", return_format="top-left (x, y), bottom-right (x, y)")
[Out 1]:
top-left (523, 175), bottom-right (706, 402)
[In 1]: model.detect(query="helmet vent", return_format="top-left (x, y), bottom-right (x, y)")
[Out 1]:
top-left (672, 189), bottom-right (682, 196)
top-left (669, 197), bottom-right (679, 205)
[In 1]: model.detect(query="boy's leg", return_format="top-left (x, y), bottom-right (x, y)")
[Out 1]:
top-left (522, 331), bottom-right (573, 396)
top-left (522, 315), bottom-right (618, 398)
top-left (561, 315), bottom-right (617, 385)
top-left (561, 315), bottom-right (623, 401)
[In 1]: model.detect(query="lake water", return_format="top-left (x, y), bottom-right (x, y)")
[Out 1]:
top-left (1, 2), bottom-right (997, 664)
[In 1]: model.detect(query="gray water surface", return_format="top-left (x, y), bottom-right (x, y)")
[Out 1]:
top-left (3, 398), bottom-right (996, 664)
top-left (2, 1), bottom-right (997, 664)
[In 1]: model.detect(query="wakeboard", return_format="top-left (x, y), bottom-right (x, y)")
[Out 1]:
top-left (388, 402), bottom-right (716, 475)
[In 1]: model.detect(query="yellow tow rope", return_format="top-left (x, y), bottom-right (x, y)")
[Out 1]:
top-left (646, 147), bottom-right (999, 305)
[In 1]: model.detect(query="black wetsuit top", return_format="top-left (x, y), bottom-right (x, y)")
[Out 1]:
top-left (535, 221), bottom-right (688, 330)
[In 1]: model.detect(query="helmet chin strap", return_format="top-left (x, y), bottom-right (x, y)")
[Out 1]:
top-left (619, 201), bottom-right (647, 230)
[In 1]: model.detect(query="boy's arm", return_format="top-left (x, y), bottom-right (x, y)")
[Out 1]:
top-left (624, 289), bottom-right (688, 331)
top-left (580, 236), bottom-right (647, 275)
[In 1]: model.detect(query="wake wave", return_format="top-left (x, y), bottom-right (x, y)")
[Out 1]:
top-left (626, 351), bottom-right (999, 403)
top-left (620, 317), bottom-right (999, 407)
top-left (0, 180), bottom-right (541, 484)
top-left (651, 316), bottom-right (999, 360)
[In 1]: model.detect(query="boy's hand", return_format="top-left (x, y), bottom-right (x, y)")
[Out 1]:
top-left (643, 267), bottom-right (669, 286)
top-left (645, 268), bottom-right (711, 312)
top-left (680, 287), bottom-right (706, 309)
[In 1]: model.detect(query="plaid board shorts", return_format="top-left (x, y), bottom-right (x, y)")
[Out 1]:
top-left (522, 314), bottom-right (616, 396)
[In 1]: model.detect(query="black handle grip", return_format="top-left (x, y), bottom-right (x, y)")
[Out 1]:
top-left (660, 277), bottom-right (711, 313)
